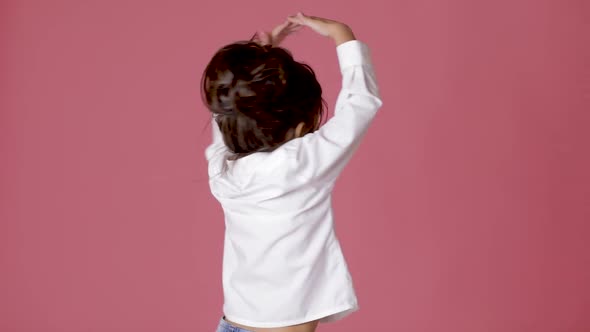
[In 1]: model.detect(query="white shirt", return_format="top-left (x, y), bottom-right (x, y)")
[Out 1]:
top-left (205, 39), bottom-right (383, 328)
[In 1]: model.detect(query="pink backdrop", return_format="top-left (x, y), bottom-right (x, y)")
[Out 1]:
top-left (1, 0), bottom-right (588, 331)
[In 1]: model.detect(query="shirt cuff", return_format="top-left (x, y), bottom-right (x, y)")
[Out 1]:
top-left (336, 39), bottom-right (373, 71)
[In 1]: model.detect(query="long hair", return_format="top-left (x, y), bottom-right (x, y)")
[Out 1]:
top-left (201, 34), bottom-right (327, 157)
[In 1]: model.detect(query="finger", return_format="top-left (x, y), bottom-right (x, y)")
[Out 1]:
top-left (297, 14), bottom-right (314, 25)
top-left (285, 20), bottom-right (297, 27)
top-left (284, 21), bottom-right (300, 31)
top-left (281, 23), bottom-right (302, 32)
top-left (287, 15), bottom-right (305, 25)
top-left (282, 26), bottom-right (301, 35)
top-left (271, 20), bottom-right (300, 41)
top-left (280, 24), bottom-right (303, 37)
top-left (286, 22), bottom-right (303, 29)
top-left (272, 20), bottom-right (291, 35)
top-left (272, 22), bottom-right (294, 41)
top-left (297, 12), bottom-right (309, 19)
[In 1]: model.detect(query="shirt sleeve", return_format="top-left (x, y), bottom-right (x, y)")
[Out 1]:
top-left (204, 115), bottom-right (228, 161)
top-left (286, 39), bottom-right (383, 184)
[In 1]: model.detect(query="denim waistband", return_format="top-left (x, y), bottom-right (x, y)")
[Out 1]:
top-left (216, 316), bottom-right (254, 332)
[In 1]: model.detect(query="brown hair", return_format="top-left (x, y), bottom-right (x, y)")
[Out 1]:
top-left (201, 35), bottom-right (327, 157)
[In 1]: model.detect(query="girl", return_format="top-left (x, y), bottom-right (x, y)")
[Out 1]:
top-left (201, 12), bottom-right (383, 332)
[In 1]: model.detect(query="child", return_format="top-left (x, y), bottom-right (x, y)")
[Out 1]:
top-left (201, 12), bottom-right (383, 332)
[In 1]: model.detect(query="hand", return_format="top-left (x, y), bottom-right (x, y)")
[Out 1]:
top-left (286, 12), bottom-right (354, 44)
top-left (254, 20), bottom-right (303, 47)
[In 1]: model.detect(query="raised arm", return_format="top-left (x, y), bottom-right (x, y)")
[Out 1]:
top-left (285, 13), bottom-right (383, 183)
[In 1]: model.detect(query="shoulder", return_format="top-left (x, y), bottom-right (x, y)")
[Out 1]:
top-left (207, 136), bottom-right (324, 185)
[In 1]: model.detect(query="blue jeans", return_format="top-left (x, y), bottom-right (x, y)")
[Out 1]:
top-left (216, 316), bottom-right (254, 332)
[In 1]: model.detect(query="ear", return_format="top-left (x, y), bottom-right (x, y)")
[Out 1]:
top-left (294, 122), bottom-right (305, 138)
top-left (314, 113), bottom-right (320, 129)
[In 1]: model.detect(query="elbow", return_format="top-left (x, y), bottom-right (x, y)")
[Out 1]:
top-left (348, 92), bottom-right (383, 113)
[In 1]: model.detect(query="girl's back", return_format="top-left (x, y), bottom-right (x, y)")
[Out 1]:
top-left (202, 13), bottom-right (383, 332)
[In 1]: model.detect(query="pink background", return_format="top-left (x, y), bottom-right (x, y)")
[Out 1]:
top-left (1, 0), bottom-right (589, 331)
